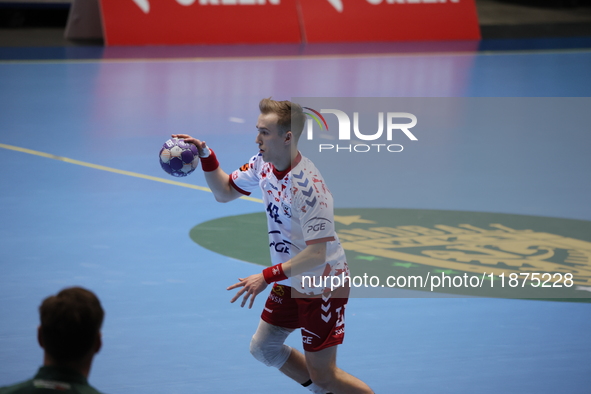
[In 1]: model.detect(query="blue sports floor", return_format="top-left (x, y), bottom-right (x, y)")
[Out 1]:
top-left (1, 40), bottom-right (591, 393)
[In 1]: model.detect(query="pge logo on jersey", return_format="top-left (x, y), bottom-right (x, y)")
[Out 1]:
top-left (304, 217), bottom-right (332, 234)
top-left (303, 107), bottom-right (418, 153)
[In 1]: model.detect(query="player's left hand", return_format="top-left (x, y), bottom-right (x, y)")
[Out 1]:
top-left (227, 273), bottom-right (268, 309)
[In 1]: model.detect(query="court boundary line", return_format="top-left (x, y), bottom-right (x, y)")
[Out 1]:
top-left (0, 142), bottom-right (263, 204)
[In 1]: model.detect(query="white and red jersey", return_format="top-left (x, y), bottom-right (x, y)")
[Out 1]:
top-left (230, 152), bottom-right (348, 295)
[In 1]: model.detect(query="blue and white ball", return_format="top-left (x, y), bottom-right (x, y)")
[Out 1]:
top-left (159, 138), bottom-right (199, 177)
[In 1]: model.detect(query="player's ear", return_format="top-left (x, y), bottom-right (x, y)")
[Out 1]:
top-left (37, 326), bottom-right (44, 349)
top-left (284, 131), bottom-right (292, 144)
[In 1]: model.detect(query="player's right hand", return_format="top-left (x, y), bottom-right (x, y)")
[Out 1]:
top-left (171, 134), bottom-right (211, 158)
top-left (227, 273), bottom-right (268, 309)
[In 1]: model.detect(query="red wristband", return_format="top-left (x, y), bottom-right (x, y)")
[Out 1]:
top-left (200, 149), bottom-right (219, 172)
top-left (263, 264), bottom-right (288, 284)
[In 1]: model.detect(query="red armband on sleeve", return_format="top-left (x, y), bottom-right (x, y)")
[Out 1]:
top-left (200, 149), bottom-right (219, 172)
top-left (262, 264), bottom-right (288, 284)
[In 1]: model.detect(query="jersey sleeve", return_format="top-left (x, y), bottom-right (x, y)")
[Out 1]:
top-left (229, 154), bottom-right (261, 196)
top-left (293, 170), bottom-right (337, 245)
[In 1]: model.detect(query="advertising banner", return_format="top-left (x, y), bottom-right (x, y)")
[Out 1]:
top-left (99, 0), bottom-right (480, 46)
top-left (99, 0), bottom-right (302, 46)
top-left (299, 0), bottom-right (481, 43)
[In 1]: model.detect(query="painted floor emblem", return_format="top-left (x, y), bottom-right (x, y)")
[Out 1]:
top-left (190, 209), bottom-right (591, 301)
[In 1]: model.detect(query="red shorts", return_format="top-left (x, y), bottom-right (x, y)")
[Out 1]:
top-left (261, 284), bottom-right (349, 352)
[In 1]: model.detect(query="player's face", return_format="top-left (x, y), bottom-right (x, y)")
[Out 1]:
top-left (255, 113), bottom-right (291, 169)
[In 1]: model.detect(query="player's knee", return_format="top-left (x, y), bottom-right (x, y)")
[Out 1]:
top-left (249, 335), bottom-right (291, 369)
top-left (249, 335), bottom-right (264, 363)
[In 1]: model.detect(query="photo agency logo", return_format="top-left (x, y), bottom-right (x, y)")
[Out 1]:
top-left (303, 106), bottom-right (418, 153)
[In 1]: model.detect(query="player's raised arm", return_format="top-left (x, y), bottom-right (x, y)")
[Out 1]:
top-left (172, 134), bottom-right (242, 203)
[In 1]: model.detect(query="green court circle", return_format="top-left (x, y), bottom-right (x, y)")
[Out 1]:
top-left (190, 208), bottom-right (591, 301)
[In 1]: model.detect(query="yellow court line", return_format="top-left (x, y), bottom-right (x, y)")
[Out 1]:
top-left (0, 143), bottom-right (263, 204)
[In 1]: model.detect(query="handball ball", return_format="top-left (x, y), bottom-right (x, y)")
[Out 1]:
top-left (159, 138), bottom-right (199, 177)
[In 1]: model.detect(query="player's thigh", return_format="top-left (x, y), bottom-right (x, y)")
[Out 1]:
top-left (261, 284), bottom-right (300, 329)
top-left (296, 290), bottom-right (348, 352)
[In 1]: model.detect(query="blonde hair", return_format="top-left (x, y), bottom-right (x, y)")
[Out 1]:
top-left (259, 98), bottom-right (306, 141)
